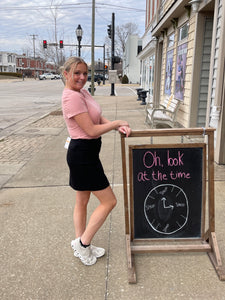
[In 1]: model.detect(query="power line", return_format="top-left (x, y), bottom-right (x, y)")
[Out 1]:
top-left (0, 2), bottom-right (145, 12)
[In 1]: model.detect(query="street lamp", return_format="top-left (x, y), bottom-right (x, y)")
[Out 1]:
top-left (76, 24), bottom-right (83, 57)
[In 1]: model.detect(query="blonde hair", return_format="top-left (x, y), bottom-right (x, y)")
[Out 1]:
top-left (60, 57), bottom-right (88, 85)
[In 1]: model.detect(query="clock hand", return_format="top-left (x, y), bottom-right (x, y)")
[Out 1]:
top-left (161, 197), bottom-right (174, 210)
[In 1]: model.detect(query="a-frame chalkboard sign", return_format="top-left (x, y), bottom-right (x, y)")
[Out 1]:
top-left (120, 128), bottom-right (224, 283)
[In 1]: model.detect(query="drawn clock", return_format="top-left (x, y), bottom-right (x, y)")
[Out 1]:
top-left (144, 184), bottom-right (189, 235)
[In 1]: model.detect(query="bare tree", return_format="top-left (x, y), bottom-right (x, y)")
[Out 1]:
top-left (50, 0), bottom-right (60, 65)
top-left (36, 0), bottom-right (65, 67)
top-left (115, 22), bottom-right (139, 57)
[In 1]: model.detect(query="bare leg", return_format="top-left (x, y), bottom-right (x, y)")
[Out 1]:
top-left (73, 191), bottom-right (91, 238)
top-left (80, 186), bottom-right (117, 245)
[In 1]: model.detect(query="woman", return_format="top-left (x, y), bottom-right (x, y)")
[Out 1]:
top-left (61, 57), bottom-right (131, 266)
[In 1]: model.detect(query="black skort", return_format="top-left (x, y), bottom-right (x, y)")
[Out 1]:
top-left (66, 137), bottom-right (109, 191)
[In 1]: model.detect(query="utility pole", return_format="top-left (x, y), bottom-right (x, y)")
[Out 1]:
top-left (103, 44), bottom-right (105, 85)
top-left (30, 34), bottom-right (38, 79)
top-left (111, 13), bottom-right (115, 96)
top-left (91, 0), bottom-right (95, 95)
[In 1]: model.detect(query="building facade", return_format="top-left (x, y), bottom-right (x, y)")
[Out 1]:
top-left (123, 35), bottom-right (142, 84)
top-left (16, 54), bottom-right (56, 77)
top-left (0, 51), bottom-right (56, 77)
top-left (0, 52), bottom-right (17, 73)
top-left (139, 0), bottom-right (225, 164)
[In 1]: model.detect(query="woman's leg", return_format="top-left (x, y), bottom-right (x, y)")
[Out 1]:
top-left (73, 191), bottom-right (91, 238)
top-left (80, 186), bottom-right (117, 245)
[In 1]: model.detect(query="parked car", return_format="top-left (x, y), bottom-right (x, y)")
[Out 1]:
top-left (39, 73), bottom-right (61, 80)
top-left (87, 74), bottom-right (107, 82)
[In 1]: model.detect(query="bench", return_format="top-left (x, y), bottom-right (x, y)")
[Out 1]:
top-left (145, 95), bottom-right (181, 128)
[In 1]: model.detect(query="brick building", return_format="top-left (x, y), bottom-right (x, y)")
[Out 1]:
top-left (16, 54), bottom-right (56, 77)
top-left (0, 51), bottom-right (56, 78)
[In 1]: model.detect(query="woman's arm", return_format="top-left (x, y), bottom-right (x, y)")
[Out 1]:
top-left (100, 116), bottom-right (111, 124)
top-left (74, 112), bottom-right (130, 137)
top-left (100, 115), bottom-right (131, 137)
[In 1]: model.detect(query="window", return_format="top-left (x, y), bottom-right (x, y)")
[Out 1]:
top-left (174, 23), bottom-right (189, 100)
top-left (8, 55), bottom-right (13, 63)
top-left (179, 23), bottom-right (189, 41)
top-left (154, 0), bottom-right (158, 15)
top-left (165, 49), bottom-right (174, 95)
top-left (165, 32), bottom-right (175, 95)
top-left (149, 55), bottom-right (155, 97)
top-left (167, 33), bottom-right (175, 48)
top-left (147, 0), bottom-right (158, 25)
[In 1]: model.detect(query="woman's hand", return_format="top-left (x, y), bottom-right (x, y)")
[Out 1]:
top-left (115, 120), bottom-right (129, 128)
top-left (118, 125), bottom-right (132, 137)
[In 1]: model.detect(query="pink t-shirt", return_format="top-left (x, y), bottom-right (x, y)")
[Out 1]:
top-left (62, 88), bottom-right (102, 139)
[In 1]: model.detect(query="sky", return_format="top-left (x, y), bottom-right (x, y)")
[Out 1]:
top-left (0, 0), bottom-right (146, 62)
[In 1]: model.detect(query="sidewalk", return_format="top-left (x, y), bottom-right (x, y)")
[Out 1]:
top-left (0, 92), bottom-right (225, 299)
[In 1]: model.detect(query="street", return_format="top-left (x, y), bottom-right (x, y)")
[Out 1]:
top-left (0, 78), bottom-right (138, 139)
top-left (0, 79), bottom-right (64, 139)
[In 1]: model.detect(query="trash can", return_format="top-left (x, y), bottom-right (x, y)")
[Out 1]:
top-left (139, 90), bottom-right (149, 105)
top-left (136, 88), bottom-right (143, 101)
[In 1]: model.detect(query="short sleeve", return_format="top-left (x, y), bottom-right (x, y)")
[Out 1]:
top-left (62, 89), bottom-right (88, 119)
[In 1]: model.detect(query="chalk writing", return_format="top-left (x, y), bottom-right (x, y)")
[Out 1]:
top-left (143, 151), bottom-right (163, 168)
top-left (137, 149), bottom-right (191, 182)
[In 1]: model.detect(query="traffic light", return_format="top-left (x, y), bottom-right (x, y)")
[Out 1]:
top-left (43, 40), bottom-right (47, 49)
top-left (104, 65), bottom-right (108, 70)
top-left (107, 25), bottom-right (112, 39)
top-left (59, 40), bottom-right (63, 48)
top-left (113, 56), bottom-right (121, 64)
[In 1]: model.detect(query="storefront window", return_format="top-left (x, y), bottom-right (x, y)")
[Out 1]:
top-left (174, 22), bottom-right (189, 100)
top-left (175, 43), bottom-right (188, 100)
top-left (165, 49), bottom-right (174, 95)
top-left (142, 60), bottom-right (146, 88)
top-left (149, 55), bottom-right (155, 97)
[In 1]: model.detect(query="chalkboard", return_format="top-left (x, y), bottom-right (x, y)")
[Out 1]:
top-left (129, 144), bottom-right (206, 240)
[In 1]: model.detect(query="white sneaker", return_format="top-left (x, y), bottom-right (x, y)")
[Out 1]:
top-left (71, 238), bottom-right (97, 266)
top-left (90, 245), bottom-right (105, 258)
top-left (71, 239), bottom-right (105, 258)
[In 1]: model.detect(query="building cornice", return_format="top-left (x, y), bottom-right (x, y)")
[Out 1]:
top-left (151, 0), bottom-right (190, 37)
top-left (137, 39), bottom-right (157, 59)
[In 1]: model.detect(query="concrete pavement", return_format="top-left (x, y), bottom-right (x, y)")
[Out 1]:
top-left (0, 87), bottom-right (225, 299)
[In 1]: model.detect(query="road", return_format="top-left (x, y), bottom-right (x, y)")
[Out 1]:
top-left (0, 78), bottom-right (64, 139)
top-left (0, 78), bottom-right (138, 139)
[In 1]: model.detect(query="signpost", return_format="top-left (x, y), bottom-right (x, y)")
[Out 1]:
top-left (108, 70), bottom-right (117, 84)
top-left (120, 128), bottom-right (224, 283)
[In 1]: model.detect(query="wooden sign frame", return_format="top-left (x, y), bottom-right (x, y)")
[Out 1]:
top-left (120, 128), bottom-right (224, 283)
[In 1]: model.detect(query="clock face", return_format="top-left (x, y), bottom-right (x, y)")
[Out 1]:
top-left (144, 184), bottom-right (189, 235)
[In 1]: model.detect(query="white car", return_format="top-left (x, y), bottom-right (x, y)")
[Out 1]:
top-left (39, 73), bottom-right (61, 80)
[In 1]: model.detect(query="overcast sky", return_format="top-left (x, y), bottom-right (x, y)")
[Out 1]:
top-left (0, 0), bottom-right (146, 62)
